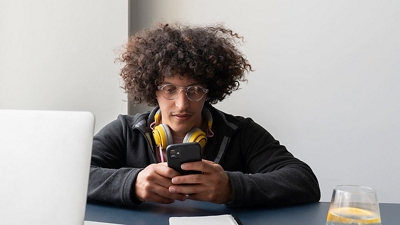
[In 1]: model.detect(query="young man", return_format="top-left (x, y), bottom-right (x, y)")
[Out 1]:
top-left (88, 23), bottom-right (320, 207)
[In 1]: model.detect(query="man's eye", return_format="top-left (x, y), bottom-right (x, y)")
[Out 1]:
top-left (187, 86), bottom-right (199, 94)
top-left (164, 86), bottom-right (177, 93)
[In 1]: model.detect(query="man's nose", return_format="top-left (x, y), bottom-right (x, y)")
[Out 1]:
top-left (175, 89), bottom-right (189, 110)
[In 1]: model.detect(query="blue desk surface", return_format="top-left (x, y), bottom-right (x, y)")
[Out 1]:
top-left (85, 201), bottom-right (400, 225)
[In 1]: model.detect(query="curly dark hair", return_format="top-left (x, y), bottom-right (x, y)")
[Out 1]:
top-left (117, 22), bottom-right (252, 106)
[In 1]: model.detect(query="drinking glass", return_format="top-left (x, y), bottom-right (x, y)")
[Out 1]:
top-left (326, 185), bottom-right (381, 225)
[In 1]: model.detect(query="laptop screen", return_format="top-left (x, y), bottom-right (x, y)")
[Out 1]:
top-left (0, 109), bottom-right (95, 225)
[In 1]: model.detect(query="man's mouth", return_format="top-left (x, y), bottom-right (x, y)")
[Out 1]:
top-left (172, 113), bottom-right (192, 121)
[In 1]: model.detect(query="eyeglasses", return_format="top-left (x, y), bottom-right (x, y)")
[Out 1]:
top-left (157, 84), bottom-right (209, 101)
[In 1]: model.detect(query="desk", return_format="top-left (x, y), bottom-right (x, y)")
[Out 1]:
top-left (85, 201), bottom-right (400, 225)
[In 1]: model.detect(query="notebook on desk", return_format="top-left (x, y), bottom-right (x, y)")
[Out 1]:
top-left (0, 109), bottom-right (95, 225)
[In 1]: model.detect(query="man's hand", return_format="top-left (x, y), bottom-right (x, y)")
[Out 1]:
top-left (135, 163), bottom-right (186, 204)
top-left (168, 160), bottom-right (233, 204)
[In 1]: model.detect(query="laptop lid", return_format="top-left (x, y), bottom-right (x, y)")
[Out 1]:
top-left (0, 109), bottom-right (95, 225)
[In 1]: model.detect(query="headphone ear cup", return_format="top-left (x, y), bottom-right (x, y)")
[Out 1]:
top-left (183, 128), bottom-right (207, 149)
top-left (152, 124), bottom-right (173, 149)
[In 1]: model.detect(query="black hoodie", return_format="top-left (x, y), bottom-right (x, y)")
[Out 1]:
top-left (88, 104), bottom-right (320, 207)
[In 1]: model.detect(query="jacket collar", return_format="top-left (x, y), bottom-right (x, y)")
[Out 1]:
top-left (135, 103), bottom-right (243, 163)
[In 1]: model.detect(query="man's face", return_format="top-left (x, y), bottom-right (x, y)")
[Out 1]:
top-left (156, 74), bottom-right (207, 137)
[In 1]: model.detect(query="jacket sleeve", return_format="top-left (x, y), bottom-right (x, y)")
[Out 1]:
top-left (87, 117), bottom-right (142, 207)
top-left (225, 119), bottom-right (320, 207)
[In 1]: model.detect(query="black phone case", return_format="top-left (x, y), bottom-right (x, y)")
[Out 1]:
top-left (166, 142), bottom-right (202, 175)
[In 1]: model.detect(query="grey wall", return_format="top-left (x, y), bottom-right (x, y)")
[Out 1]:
top-left (0, 1), bottom-right (128, 133)
top-left (128, 0), bottom-right (400, 203)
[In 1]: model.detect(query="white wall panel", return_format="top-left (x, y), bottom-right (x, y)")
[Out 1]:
top-left (0, 0), bottom-right (128, 133)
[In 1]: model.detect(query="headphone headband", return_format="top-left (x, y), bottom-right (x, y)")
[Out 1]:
top-left (151, 108), bottom-right (213, 149)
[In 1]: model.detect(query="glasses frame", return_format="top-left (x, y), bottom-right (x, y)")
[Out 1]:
top-left (157, 84), bottom-right (209, 102)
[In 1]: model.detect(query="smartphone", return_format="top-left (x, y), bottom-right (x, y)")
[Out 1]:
top-left (166, 142), bottom-right (202, 175)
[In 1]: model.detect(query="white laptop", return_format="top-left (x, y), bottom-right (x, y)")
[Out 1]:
top-left (0, 109), bottom-right (95, 225)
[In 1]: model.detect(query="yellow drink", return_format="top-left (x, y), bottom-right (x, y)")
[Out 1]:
top-left (326, 207), bottom-right (381, 225)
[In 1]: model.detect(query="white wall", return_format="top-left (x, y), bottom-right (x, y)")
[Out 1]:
top-left (128, 0), bottom-right (400, 203)
top-left (0, 1), bottom-right (128, 133)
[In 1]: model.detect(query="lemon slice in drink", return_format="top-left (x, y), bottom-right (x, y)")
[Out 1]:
top-left (327, 207), bottom-right (381, 224)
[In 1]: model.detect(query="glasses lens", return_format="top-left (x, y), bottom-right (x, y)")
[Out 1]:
top-left (161, 84), bottom-right (178, 100)
top-left (186, 86), bottom-right (204, 101)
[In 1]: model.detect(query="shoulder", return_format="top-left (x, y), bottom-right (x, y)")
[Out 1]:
top-left (208, 104), bottom-right (254, 128)
top-left (95, 110), bottom-right (152, 137)
top-left (207, 105), bottom-right (273, 139)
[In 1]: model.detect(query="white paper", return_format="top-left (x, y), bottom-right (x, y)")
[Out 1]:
top-left (169, 214), bottom-right (239, 225)
top-left (84, 221), bottom-right (124, 225)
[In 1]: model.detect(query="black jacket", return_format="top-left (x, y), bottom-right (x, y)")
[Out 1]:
top-left (88, 104), bottom-right (320, 207)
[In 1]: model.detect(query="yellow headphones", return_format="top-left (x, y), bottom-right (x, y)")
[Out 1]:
top-left (152, 108), bottom-right (213, 149)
